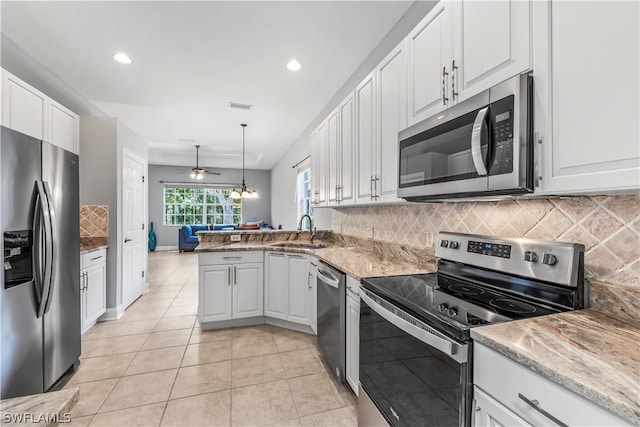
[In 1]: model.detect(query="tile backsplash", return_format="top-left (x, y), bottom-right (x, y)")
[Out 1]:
top-left (80, 205), bottom-right (109, 238)
top-left (332, 195), bottom-right (640, 287)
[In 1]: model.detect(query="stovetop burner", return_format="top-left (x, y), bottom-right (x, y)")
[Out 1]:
top-left (445, 283), bottom-right (485, 296)
top-left (489, 298), bottom-right (536, 314)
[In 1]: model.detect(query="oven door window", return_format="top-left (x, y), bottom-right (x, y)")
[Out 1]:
top-left (359, 299), bottom-right (467, 427)
top-left (399, 108), bottom-right (488, 188)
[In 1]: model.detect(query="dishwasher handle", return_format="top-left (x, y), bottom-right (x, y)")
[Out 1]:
top-left (316, 268), bottom-right (340, 288)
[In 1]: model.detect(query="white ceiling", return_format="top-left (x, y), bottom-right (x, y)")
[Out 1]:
top-left (1, 1), bottom-right (414, 170)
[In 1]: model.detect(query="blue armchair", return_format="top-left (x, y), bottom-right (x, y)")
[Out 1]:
top-left (178, 225), bottom-right (209, 252)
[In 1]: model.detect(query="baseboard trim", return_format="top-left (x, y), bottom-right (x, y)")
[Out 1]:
top-left (101, 304), bottom-right (124, 321)
top-left (154, 246), bottom-right (178, 251)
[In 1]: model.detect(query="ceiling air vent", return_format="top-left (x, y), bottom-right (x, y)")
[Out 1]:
top-left (229, 102), bottom-right (252, 110)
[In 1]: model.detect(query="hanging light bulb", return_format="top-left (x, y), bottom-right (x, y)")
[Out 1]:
top-left (190, 172), bottom-right (196, 179)
top-left (231, 123), bottom-right (259, 199)
top-left (196, 173), bottom-right (203, 180)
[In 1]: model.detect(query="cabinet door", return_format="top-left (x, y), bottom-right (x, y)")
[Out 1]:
top-left (264, 252), bottom-right (287, 320)
top-left (286, 254), bottom-right (309, 325)
top-left (407, 2), bottom-right (452, 126)
top-left (536, 1), bottom-right (639, 194)
top-left (84, 263), bottom-right (106, 326)
top-left (311, 122), bottom-right (329, 207)
top-left (346, 293), bottom-right (360, 395)
top-left (307, 263), bottom-right (317, 334)
top-left (376, 40), bottom-right (407, 204)
top-left (233, 262), bottom-right (264, 319)
top-left (355, 72), bottom-right (377, 204)
top-left (2, 69), bottom-right (47, 140)
top-left (50, 101), bottom-right (78, 153)
top-left (473, 387), bottom-right (531, 427)
top-left (338, 93), bottom-right (355, 205)
top-left (452, 0), bottom-right (530, 103)
top-left (327, 109), bottom-right (340, 206)
top-left (199, 265), bottom-right (232, 322)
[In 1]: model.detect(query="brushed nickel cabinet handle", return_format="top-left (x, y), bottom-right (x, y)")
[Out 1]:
top-left (442, 66), bottom-right (449, 105)
top-left (518, 393), bottom-right (568, 427)
top-left (451, 60), bottom-right (458, 101)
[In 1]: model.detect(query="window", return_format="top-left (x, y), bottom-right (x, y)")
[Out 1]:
top-left (163, 186), bottom-right (242, 225)
top-left (296, 167), bottom-right (312, 229)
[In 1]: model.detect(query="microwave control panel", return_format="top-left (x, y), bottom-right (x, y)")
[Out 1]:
top-left (489, 95), bottom-right (514, 176)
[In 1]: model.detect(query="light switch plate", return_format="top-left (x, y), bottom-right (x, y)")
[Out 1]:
top-left (230, 235), bottom-right (241, 242)
top-left (426, 232), bottom-right (434, 248)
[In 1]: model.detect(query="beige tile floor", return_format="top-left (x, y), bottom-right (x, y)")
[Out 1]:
top-left (66, 251), bottom-right (357, 427)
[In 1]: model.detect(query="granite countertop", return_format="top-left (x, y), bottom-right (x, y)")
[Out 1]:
top-left (470, 309), bottom-right (640, 425)
top-left (195, 241), bottom-right (437, 279)
top-left (80, 237), bottom-right (108, 254)
top-left (0, 388), bottom-right (79, 426)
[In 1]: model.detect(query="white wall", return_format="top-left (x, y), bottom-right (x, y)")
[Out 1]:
top-left (80, 117), bottom-right (149, 311)
top-left (270, 1), bottom-right (437, 229)
top-left (148, 165), bottom-right (272, 248)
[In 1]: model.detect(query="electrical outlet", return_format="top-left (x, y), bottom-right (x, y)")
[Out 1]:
top-left (365, 227), bottom-right (374, 239)
top-left (230, 235), bottom-right (241, 242)
top-left (426, 232), bottom-right (434, 248)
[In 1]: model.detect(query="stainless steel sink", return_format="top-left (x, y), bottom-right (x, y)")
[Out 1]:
top-left (268, 242), bottom-right (327, 249)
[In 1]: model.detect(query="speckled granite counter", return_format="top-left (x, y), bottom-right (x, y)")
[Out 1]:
top-left (196, 239), bottom-right (437, 279)
top-left (0, 388), bottom-right (79, 426)
top-left (471, 309), bottom-right (640, 425)
top-left (80, 237), bottom-right (108, 254)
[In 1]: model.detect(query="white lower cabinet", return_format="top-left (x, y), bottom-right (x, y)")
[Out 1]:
top-left (345, 275), bottom-right (360, 395)
top-left (80, 249), bottom-right (106, 334)
top-left (264, 252), bottom-right (310, 326)
top-left (473, 342), bottom-right (631, 427)
top-left (198, 251), bottom-right (263, 323)
top-left (307, 258), bottom-right (318, 333)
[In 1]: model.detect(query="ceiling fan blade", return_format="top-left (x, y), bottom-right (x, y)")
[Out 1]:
top-left (205, 171), bottom-right (221, 176)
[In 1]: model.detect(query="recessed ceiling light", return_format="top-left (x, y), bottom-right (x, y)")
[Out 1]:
top-left (113, 53), bottom-right (132, 64)
top-left (287, 59), bottom-right (302, 71)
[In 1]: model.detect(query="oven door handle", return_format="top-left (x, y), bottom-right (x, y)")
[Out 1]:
top-left (360, 290), bottom-right (467, 364)
top-left (471, 107), bottom-right (489, 176)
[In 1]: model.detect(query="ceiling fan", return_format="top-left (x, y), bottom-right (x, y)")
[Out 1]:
top-left (176, 145), bottom-right (221, 179)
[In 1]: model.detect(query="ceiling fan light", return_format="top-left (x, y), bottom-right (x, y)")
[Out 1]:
top-left (190, 172), bottom-right (196, 179)
top-left (196, 173), bottom-right (204, 180)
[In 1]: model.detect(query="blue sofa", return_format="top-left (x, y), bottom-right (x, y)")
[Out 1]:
top-left (178, 224), bottom-right (238, 251)
top-left (178, 225), bottom-right (209, 252)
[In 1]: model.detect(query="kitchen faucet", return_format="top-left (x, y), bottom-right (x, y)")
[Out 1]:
top-left (297, 214), bottom-right (316, 243)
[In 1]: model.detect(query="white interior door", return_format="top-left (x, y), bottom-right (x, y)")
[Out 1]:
top-left (122, 150), bottom-right (146, 309)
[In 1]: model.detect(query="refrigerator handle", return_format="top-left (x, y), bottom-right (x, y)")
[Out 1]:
top-left (35, 181), bottom-right (52, 318)
top-left (33, 182), bottom-right (45, 313)
top-left (42, 182), bottom-right (57, 314)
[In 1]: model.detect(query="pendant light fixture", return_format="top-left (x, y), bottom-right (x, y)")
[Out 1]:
top-left (230, 124), bottom-right (259, 199)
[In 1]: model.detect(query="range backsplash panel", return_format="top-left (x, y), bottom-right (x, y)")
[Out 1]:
top-left (332, 195), bottom-right (640, 288)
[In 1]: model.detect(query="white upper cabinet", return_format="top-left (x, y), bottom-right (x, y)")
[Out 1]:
top-left (407, 0), bottom-right (531, 126)
top-left (1, 68), bottom-right (79, 154)
top-left (355, 72), bottom-right (377, 204)
top-left (407, 1), bottom-right (452, 126)
top-left (338, 93), bottom-right (355, 205)
top-left (49, 101), bottom-right (78, 154)
top-left (310, 121), bottom-right (328, 207)
top-left (2, 69), bottom-right (47, 140)
top-left (452, 0), bottom-right (531, 103)
top-left (376, 40), bottom-right (407, 204)
top-left (534, 0), bottom-right (640, 194)
top-left (327, 109), bottom-right (340, 206)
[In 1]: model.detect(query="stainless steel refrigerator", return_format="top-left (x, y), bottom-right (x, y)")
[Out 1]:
top-left (1, 126), bottom-right (80, 399)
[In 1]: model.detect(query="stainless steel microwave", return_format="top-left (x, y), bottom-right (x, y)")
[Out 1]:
top-left (398, 74), bottom-right (533, 201)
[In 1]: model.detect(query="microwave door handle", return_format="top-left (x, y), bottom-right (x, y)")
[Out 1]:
top-left (471, 107), bottom-right (489, 176)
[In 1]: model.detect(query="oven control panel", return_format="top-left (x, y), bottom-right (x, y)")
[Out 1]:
top-left (436, 231), bottom-right (585, 288)
top-left (467, 240), bottom-right (512, 258)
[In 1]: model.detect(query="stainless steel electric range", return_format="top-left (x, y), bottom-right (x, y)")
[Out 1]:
top-left (358, 232), bottom-right (588, 427)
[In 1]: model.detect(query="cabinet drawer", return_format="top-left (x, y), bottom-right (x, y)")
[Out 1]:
top-left (199, 251), bottom-right (263, 265)
top-left (81, 249), bottom-right (106, 269)
top-left (473, 342), bottom-right (631, 427)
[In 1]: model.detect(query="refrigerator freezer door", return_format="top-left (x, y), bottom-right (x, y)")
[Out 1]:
top-left (42, 141), bottom-right (80, 391)
top-left (0, 126), bottom-right (45, 399)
